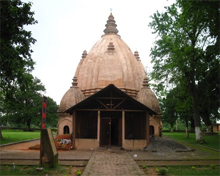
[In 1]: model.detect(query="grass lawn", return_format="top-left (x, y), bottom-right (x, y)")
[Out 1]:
top-left (0, 165), bottom-right (84, 176)
top-left (141, 165), bottom-right (220, 176)
top-left (163, 132), bottom-right (220, 150)
top-left (0, 129), bottom-right (40, 145)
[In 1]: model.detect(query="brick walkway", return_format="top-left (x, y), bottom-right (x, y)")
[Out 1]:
top-left (82, 149), bottom-right (146, 176)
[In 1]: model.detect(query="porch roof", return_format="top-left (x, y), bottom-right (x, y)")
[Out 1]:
top-left (65, 84), bottom-right (158, 115)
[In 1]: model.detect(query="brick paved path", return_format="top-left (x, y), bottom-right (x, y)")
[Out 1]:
top-left (82, 150), bottom-right (146, 176)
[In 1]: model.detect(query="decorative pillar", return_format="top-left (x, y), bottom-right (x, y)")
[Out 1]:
top-left (146, 111), bottom-right (150, 146)
top-left (97, 111), bottom-right (100, 145)
top-left (122, 111), bottom-right (125, 148)
top-left (72, 111), bottom-right (76, 149)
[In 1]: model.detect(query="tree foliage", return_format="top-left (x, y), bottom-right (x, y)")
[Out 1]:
top-left (159, 83), bottom-right (193, 133)
top-left (1, 75), bottom-right (44, 130)
top-left (160, 88), bottom-right (179, 131)
top-left (0, 75), bottom-right (58, 129)
top-left (0, 0), bottom-right (37, 98)
top-left (0, 1), bottom-right (58, 134)
top-left (45, 97), bottom-right (59, 128)
top-left (149, 0), bottom-right (219, 141)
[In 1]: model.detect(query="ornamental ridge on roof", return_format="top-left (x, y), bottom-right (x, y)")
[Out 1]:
top-left (103, 13), bottom-right (119, 35)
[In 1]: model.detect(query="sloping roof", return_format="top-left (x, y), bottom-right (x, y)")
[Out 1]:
top-left (65, 84), bottom-right (158, 115)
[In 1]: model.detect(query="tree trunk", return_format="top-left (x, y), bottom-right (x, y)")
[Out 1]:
top-left (192, 102), bottom-right (203, 141)
top-left (190, 116), bottom-right (195, 132)
top-left (195, 126), bottom-right (202, 141)
top-left (201, 110), bottom-right (213, 133)
top-left (0, 127), bottom-right (3, 139)
top-left (191, 86), bottom-right (203, 142)
top-left (185, 117), bottom-right (189, 138)
top-left (27, 119), bottom-right (31, 131)
top-left (186, 68), bottom-right (203, 142)
top-left (170, 123), bottom-right (174, 132)
top-left (185, 127), bottom-right (189, 138)
top-left (176, 119), bottom-right (178, 131)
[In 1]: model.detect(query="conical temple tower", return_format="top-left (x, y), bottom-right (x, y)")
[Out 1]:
top-left (58, 13), bottom-right (162, 150)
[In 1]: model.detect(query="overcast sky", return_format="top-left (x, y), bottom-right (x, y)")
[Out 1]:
top-left (24, 0), bottom-right (175, 105)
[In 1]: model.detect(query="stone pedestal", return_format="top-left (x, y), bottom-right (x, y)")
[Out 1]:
top-left (40, 129), bottom-right (58, 168)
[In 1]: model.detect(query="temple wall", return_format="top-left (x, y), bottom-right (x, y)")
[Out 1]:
top-left (213, 124), bottom-right (220, 132)
top-left (57, 113), bottom-right (73, 135)
top-left (150, 115), bottom-right (162, 137)
top-left (75, 139), bottom-right (99, 150)
top-left (123, 139), bottom-right (146, 150)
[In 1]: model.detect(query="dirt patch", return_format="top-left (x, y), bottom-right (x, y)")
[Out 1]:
top-left (145, 167), bottom-right (158, 175)
top-left (141, 166), bottom-right (158, 175)
top-left (145, 137), bottom-right (191, 152)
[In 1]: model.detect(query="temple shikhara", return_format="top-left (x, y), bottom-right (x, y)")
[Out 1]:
top-left (58, 13), bottom-right (162, 150)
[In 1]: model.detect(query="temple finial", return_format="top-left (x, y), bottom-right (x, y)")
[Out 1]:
top-left (143, 77), bottom-right (150, 88)
top-left (82, 50), bottom-right (87, 59)
top-left (103, 13), bottom-right (119, 35)
top-left (107, 42), bottom-right (115, 52)
top-left (71, 76), bottom-right (78, 88)
top-left (134, 51), bottom-right (140, 60)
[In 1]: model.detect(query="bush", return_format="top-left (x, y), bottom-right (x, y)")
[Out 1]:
top-left (76, 169), bottom-right (81, 176)
top-left (191, 166), bottom-right (196, 170)
top-left (156, 168), bottom-right (167, 175)
top-left (210, 164), bottom-right (216, 169)
top-left (142, 165), bottom-right (147, 169)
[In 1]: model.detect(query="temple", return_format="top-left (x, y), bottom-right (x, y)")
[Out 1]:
top-left (58, 13), bottom-right (162, 150)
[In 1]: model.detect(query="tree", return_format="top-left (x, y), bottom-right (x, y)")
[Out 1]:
top-left (0, 0), bottom-right (37, 97)
top-left (46, 97), bottom-right (59, 128)
top-left (160, 89), bottom-right (178, 132)
top-left (181, 0), bottom-right (220, 133)
top-left (1, 79), bottom-right (59, 130)
top-left (0, 0), bottom-right (37, 138)
top-left (149, 0), bottom-right (219, 142)
top-left (31, 96), bottom-right (59, 128)
top-left (159, 84), bottom-right (192, 136)
top-left (175, 84), bottom-right (193, 138)
top-left (1, 75), bottom-right (46, 130)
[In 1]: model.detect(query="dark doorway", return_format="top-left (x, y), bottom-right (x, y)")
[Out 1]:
top-left (149, 125), bottom-right (154, 137)
top-left (100, 117), bottom-right (121, 146)
top-left (111, 118), bottom-right (118, 145)
top-left (64, 125), bottom-right (70, 134)
top-left (100, 118), bottom-right (111, 146)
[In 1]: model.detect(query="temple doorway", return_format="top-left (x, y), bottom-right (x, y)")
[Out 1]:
top-left (63, 125), bottom-right (70, 134)
top-left (100, 117), bottom-right (122, 146)
top-left (150, 125), bottom-right (154, 137)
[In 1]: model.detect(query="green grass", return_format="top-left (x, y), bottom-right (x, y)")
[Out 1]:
top-left (0, 165), bottom-right (77, 176)
top-left (141, 165), bottom-right (220, 176)
top-left (163, 132), bottom-right (220, 150)
top-left (0, 129), bottom-right (40, 145)
top-left (166, 165), bottom-right (220, 175)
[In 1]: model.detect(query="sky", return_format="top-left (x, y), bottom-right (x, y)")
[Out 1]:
top-left (24, 0), bottom-right (176, 105)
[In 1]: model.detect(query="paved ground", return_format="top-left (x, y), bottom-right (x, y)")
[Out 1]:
top-left (0, 139), bottom-right (219, 175)
top-left (82, 149), bottom-right (145, 176)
